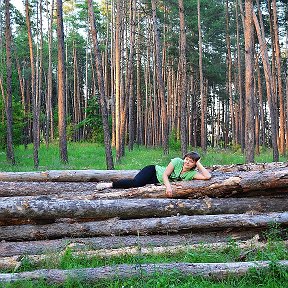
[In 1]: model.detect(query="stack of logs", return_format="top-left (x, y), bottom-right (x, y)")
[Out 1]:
top-left (0, 162), bottom-right (288, 284)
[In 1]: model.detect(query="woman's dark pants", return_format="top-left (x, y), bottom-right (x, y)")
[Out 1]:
top-left (112, 165), bottom-right (159, 189)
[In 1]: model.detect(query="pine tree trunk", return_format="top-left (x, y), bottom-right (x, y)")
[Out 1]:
top-left (87, 0), bottom-right (114, 169)
top-left (244, 0), bottom-right (255, 163)
top-left (38, 1), bottom-right (43, 146)
top-left (136, 14), bottom-right (143, 145)
top-left (271, 0), bottom-right (285, 155)
top-left (267, 0), bottom-right (278, 149)
top-left (198, 0), bottom-right (206, 151)
top-left (286, 75), bottom-right (288, 150)
top-left (254, 68), bottom-right (259, 155)
top-left (256, 60), bottom-right (265, 147)
top-left (46, 0), bottom-right (54, 143)
top-left (151, 0), bottom-right (168, 154)
top-left (236, 1), bottom-right (245, 152)
top-left (127, 0), bottom-right (136, 151)
top-left (115, 0), bottom-right (122, 161)
top-left (73, 43), bottom-right (81, 141)
top-left (25, 0), bottom-right (39, 168)
top-left (4, 0), bottom-right (15, 165)
top-left (253, 6), bottom-right (279, 161)
top-left (56, 0), bottom-right (68, 164)
top-left (178, 0), bottom-right (187, 155)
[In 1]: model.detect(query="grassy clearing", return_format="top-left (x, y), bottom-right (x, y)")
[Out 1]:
top-left (0, 143), bottom-right (287, 171)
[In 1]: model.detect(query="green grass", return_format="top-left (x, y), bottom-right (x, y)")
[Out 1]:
top-left (1, 234), bottom-right (288, 287)
top-left (0, 142), bottom-right (287, 171)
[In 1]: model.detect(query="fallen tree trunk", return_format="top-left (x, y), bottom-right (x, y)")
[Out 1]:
top-left (0, 182), bottom-right (100, 197)
top-left (0, 162), bottom-right (287, 183)
top-left (0, 170), bottom-right (138, 182)
top-left (0, 260), bottom-right (287, 283)
top-left (0, 197), bottom-right (287, 220)
top-left (1, 212), bottom-right (287, 241)
top-left (2, 238), bottom-right (287, 270)
top-left (0, 230), bottom-right (263, 257)
top-left (1, 169), bottom-right (288, 199)
top-left (210, 162), bottom-right (288, 172)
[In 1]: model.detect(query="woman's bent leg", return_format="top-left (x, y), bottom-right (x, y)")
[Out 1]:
top-left (113, 165), bottom-right (159, 189)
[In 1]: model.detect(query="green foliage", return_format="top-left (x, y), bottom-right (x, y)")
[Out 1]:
top-left (78, 96), bottom-right (105, 143)
top-left (0, 96), bottom-right (26, 149)
top-left (168, 129), bottom-right (181, 151)
top-left (263, 223), bottom-right (288, 243)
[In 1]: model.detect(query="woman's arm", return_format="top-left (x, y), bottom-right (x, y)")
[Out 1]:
top-left (193, 161), bottom-right (211, 180)
top-left (163, 162), bottom-right (175, 197)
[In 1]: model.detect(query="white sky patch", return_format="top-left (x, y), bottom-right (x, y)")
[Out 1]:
top-left (10, 0), bottom-right (25, 15)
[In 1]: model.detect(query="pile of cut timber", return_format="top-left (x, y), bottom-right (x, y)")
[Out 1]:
top-left (0, 162), bottom-right (287, 284)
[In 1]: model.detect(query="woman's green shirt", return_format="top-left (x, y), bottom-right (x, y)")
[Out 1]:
top-left (155, 157), bottom-right (197, 184)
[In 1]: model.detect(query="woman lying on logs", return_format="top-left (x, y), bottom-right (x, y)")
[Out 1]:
top-left (96, 151), bottom-right (211, 197)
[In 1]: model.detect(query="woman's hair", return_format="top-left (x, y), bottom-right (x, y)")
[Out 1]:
top-left (183, 151), bottom-right (200, 162)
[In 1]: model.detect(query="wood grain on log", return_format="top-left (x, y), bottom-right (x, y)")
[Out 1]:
top-left (0, 230), bottom-right (262, 257)
top-left (0, 182), bottom-right (100, 197)
top-left (0, 170), bottom-right (138, 182)
top-left (0, 260), bottom-right (287, 284)
top-left (210, 162), bottom-right (288, 172)
top-left (0, 197), bottom-right (287, 220)
top-left (1, 212), bottom-right (287, 241)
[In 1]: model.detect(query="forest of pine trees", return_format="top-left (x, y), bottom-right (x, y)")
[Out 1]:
top-left (0, 0), bottom-right (287, 168)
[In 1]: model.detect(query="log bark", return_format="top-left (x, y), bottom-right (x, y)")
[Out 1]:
top-left (0, 162), bottom-right (286, 182)
top-left (1, 168), bottom-right (288, 198)
top-left (2, 238), bottom-right (287, 270)
top-left (0, 260), bottom-right (287, 283)
top-left (1, 212), bottom-right (287, 241)
top-left (210, 162), bottom-right (287, 172)
top-left (0, 170), bottom-right (138, 182)
top-left (0, 230), bottom-right (262, 257)
top-left (0, 181), bottom-right (100, 197)
top-left (0, 197), bottom-right (287, 220)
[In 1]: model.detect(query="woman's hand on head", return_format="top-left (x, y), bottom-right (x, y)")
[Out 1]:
top-left (194, 161), bottom-right (212, 180)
